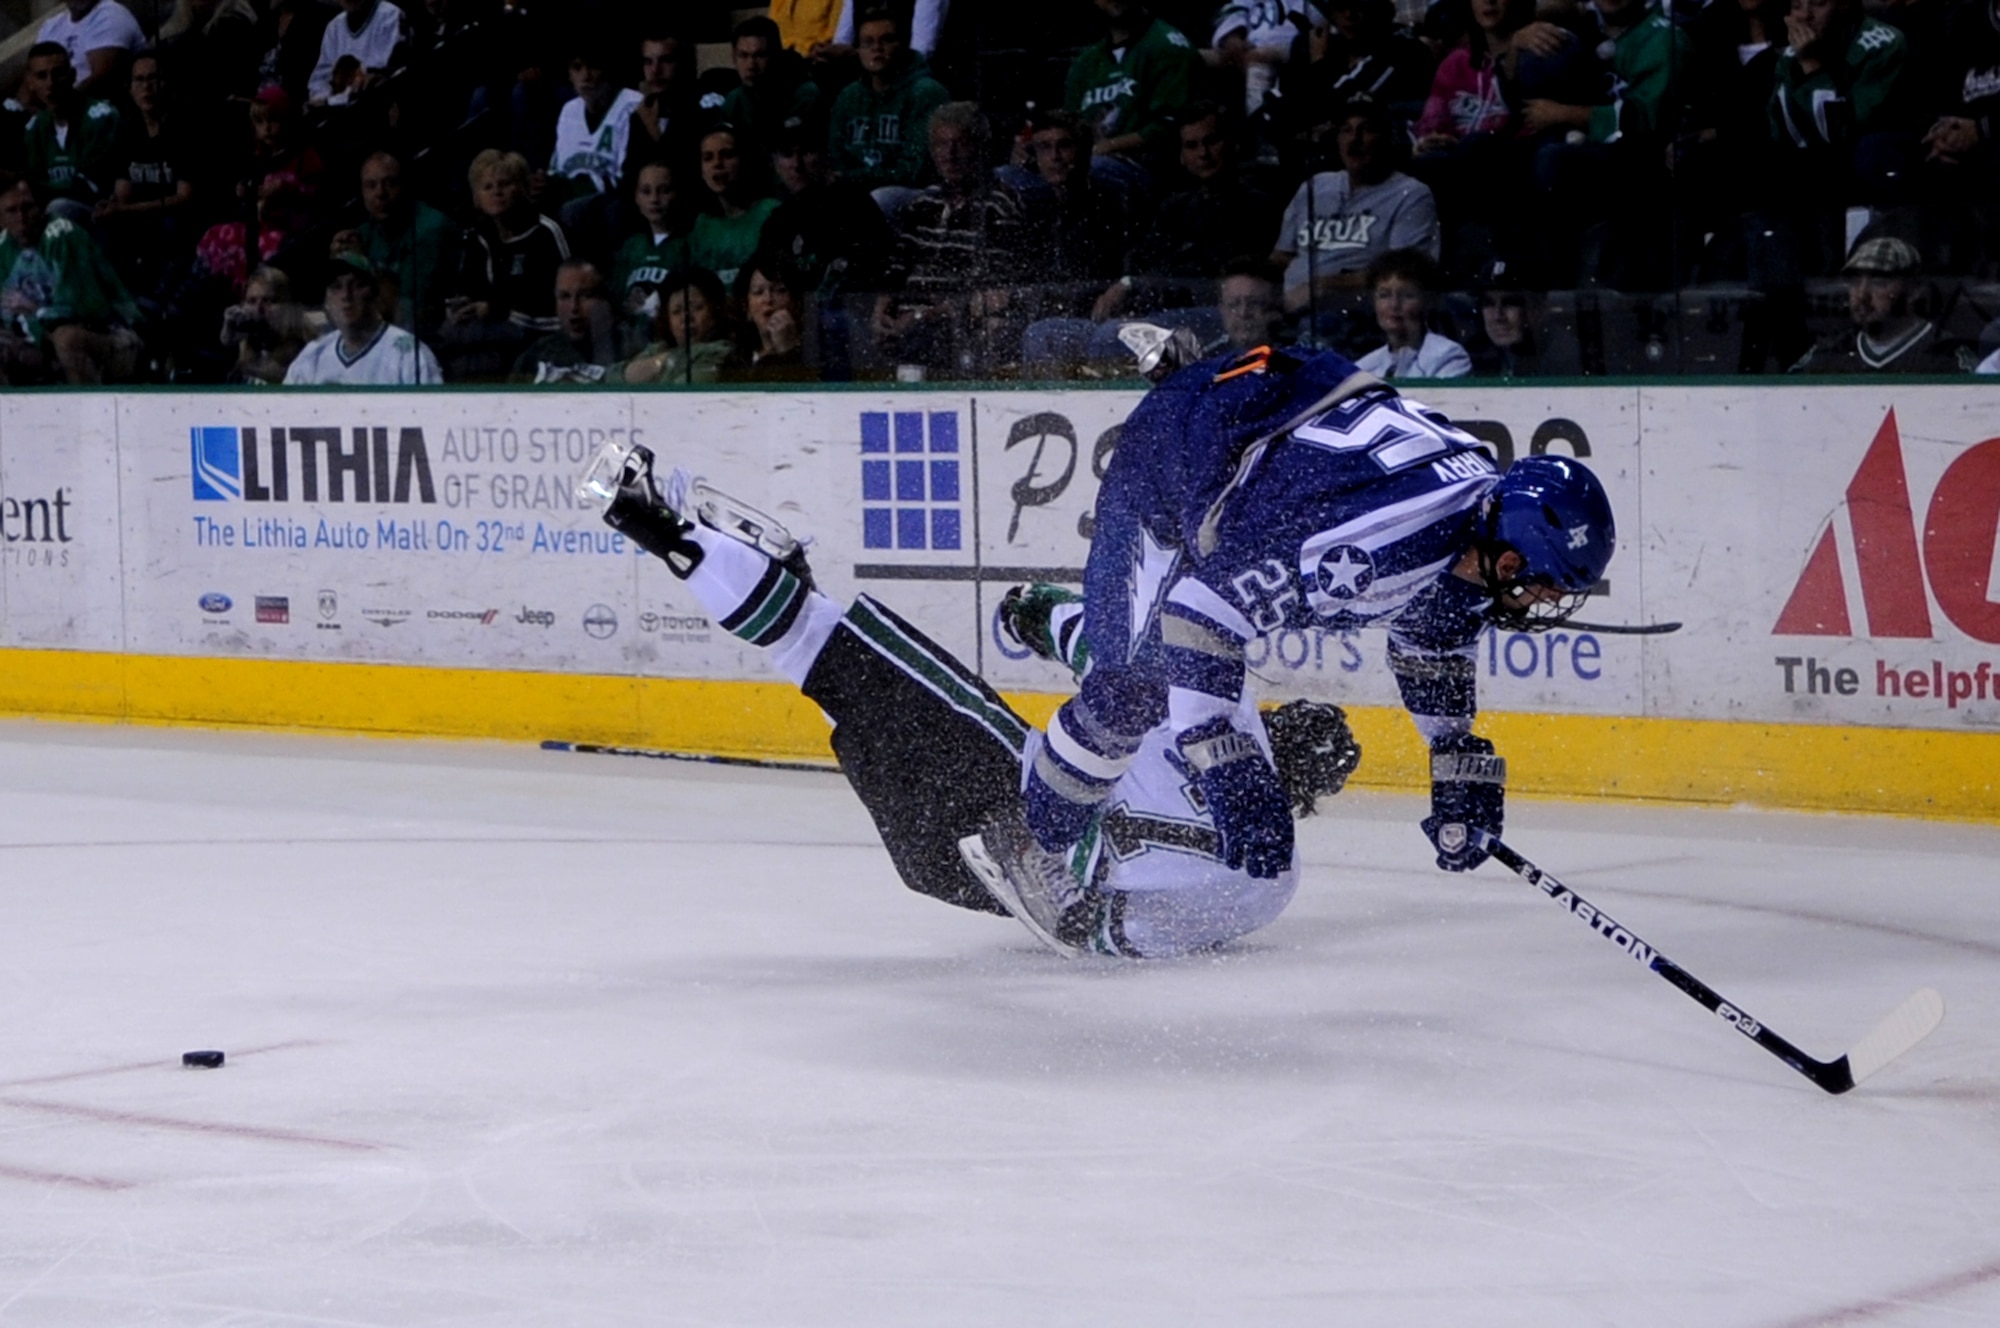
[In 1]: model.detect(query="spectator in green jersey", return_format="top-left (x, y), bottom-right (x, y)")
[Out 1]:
top-left (689, 126), bottom-right (781, 289)
top-left (21, 43), bottom-right (121, 221)
top-left (613, 158), bottom-right (694, 353)
top-left (1065, 0), bottom-right (1203, 191)
top-left (0, 170), bottom-right (143, 383)
top-left (826, 8), bottom-right (950, 196)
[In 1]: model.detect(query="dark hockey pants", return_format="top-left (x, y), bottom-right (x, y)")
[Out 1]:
top-left (801, 595), bottom-right (1032, 915)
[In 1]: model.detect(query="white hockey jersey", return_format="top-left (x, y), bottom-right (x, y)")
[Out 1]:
top-left (1082, 694), bottom-right (1300, 958)
top-left (551, 88), bottom-right (645, 194)
top-left (283, 324), bottom-right (442, 385)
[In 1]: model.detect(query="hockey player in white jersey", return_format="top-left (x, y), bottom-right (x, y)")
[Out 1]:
top-left (580, 442), bottom-right (1359, 958)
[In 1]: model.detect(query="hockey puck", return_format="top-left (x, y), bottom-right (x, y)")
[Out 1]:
top-left (181, 1050), bottom-right (225, 1069)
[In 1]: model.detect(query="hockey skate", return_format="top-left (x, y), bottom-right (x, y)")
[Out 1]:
top-left (957, 808), bottom-right (1099, 958)
top-left (580, 441), bottom-right (813, 586)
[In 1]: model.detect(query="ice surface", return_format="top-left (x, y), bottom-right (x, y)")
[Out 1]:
top-left (0, 719), bottom-right (1995, 1327)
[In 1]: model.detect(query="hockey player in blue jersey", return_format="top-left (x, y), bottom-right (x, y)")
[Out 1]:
top-left (581, 441), bottom-right (1360, 958)
top-left (1016, 342), bottom-right (1616, 905)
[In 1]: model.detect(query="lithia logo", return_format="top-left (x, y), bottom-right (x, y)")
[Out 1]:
top-left (516, 606), bottom-right (555, 627)
top-left (191, 426), bottom-right (437, 504)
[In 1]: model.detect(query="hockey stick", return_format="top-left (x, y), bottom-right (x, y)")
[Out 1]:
top-left (1559, 619), bottom-right (1682, 635)
top-left (1477, 834), bottom-right (1944, 1094)
top-left (540, 740), bottom-right (835, 775)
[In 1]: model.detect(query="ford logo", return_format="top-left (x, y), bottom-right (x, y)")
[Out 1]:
top-left (199, 593), bottom-right (232, 614)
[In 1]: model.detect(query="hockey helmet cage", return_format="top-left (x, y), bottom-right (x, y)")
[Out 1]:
top-left (1477, 454), bottom-right (1615, 631)
top-left (1261, 699), bottom-right (1361, 817)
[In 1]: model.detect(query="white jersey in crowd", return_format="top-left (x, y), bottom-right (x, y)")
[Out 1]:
top-left (284, 324), bottom-right (441, 385)
top-left (309, 0), bottom-right (405, 103)
top-left (1212, 0), bottom-right (1309, 113)
top-left (551, 88), bottom-right (646, 195)
top-left (1358, 330), bottom-right (1473, 380)
top-left (38, 0), bottom-right (145, 79)
top-left (1079, 695), bottom-right (1300, 957)
top-left (1276, 170), bottom-right (1440, 295)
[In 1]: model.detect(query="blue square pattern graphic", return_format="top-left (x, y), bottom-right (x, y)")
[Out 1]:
top-left (861, 410), bottom-right (961, 550)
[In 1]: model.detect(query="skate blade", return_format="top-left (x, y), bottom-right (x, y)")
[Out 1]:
top-left (957, 832), bottom-right (1081, 959)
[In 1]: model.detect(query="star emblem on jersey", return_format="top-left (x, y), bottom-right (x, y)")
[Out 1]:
top-left (1313, 544), bottom-right (1375, 599)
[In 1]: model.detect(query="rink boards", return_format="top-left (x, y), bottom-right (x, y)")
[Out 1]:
top-left (0, 384), bottom-right (1993, 818)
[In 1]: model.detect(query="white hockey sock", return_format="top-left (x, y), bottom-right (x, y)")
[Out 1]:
top-left (680, 524), bottom-right (838, 687)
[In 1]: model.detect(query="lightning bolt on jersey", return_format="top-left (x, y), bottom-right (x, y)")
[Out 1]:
top-left (1078, 348), bottom-right (1498, 754)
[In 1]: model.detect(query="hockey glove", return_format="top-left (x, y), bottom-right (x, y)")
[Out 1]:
top-left (1422, 732), bottom-right (1506, 872)
top-left (1177, 719), bottom-right (1294, 880)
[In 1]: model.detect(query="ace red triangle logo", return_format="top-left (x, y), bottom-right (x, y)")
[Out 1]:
top-left (1774, 410), bottom-right (2000, 645)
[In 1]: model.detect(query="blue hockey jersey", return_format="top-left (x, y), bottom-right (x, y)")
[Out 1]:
top-left (1079, 346), bottom-right (1499, 745)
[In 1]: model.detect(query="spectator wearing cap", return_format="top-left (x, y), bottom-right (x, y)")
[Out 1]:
top-left (689, 126), bottom-right (781, 289)
top-left (287, 249), bottom-right (441, 383)
top-left (1467, 261), bottom-right (1562, 376)
top-left (240, 86), bottom-right (326, 205)
top-left (1354, 246), bottom-right (1470, 378)
top-left (355, 150), bottom-right (456, 338)
top-left (36, 0), bottom-right (145, 99)
top-left (0, 168), bottom-right (143, 383)
top-left (21, 44), bottom-right (121, 222)
top-left (1791, 236), bottom-right (1970, 372)
top-left (872, 101), bottom-right (1029, 375)
top-left (1269, 97), bottom-right (1438, 323)
top-left (763, 110), bottom-right (898, 297)
top-left (510, 258), bottom-right (618, 383)
top-left (308, 0), bottom-right (407, 106)
top-left (1066, 0), bottom-right (1203, 190)
top-left (1095, 101), bottom-right (1280, 322)
top-left (442, 149), bottom-right (571, 380)
top-left (826, 8), bottom-right (950, 196)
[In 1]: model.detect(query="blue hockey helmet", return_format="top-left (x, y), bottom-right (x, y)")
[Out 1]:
top-left (1476, 455), bottom-right (1615, 631)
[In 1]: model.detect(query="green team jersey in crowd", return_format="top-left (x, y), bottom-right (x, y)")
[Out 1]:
top-left (1770, 17), bottom-right (1906, 151)
top-left (25, 100), bottom-right (121, 203)
top-left (0, 216), bottom-right (139, 341)
top-left (1587, 2), bottom-right (1694, 144)
top-left (1064, 16), bottom-right (1200, 161)
top-left (613, 230), bottom-right (693, 308)
top-left (827, 55), bottom-right (951, 190)
top-left (689, 199), bottom-right (780, 290)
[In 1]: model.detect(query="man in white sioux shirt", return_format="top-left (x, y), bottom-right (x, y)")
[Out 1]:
top-left (37, 0), bottom-right (145, 97)
top-left (1268, 96), bottom-right (1438, 318)
top-left (285, 251), bottom-right (442, 385)
top-left (309, 0), bottom-right (407, 105)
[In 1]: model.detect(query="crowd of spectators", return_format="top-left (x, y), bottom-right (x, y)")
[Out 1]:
top-left (1, 0), bottom-right (1997, 385)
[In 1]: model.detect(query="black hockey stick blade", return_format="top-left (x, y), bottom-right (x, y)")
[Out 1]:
top-left (1560, 619), bottom-right (1683, 635)
top-left (1478, 834), bottom-right (1945, 1094)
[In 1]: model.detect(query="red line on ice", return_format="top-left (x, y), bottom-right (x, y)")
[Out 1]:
top-left (0, 1097), bottom-right (381, 1153)
top-left (1774, 1258), bottom-right (2000, 1326)
top-left (0, 1040), bottom-right (323, 1091)
top-left (0, 1162), bottom-right (137, 1192)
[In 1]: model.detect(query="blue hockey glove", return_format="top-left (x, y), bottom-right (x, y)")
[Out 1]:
top-left (1177, 719), bottom-right (1294, 880)
top-left (1422, 733), bottom-right (1506, 872)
